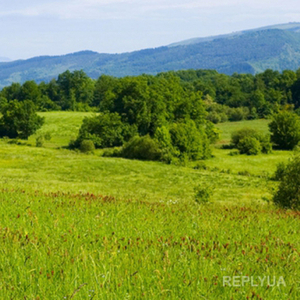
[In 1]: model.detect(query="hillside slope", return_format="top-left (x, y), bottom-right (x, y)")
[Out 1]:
top-left (1, 24), bottom-right (300, 87)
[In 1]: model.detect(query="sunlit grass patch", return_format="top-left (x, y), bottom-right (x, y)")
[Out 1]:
top-left (0, 189), bottom-right (298, 299)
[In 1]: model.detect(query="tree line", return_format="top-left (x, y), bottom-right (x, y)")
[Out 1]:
top-left (1, 68), bottom-right (300, 117)
top-left (1, 68), bottom-right (300, 163)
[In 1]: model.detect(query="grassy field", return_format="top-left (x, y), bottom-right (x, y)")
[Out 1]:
top-left (216, 119), bottom-right (270, 145)
top-left (0, 190), bottom-right (298, 299)
top-left (29, 112), bottom-right (94, 148)
top-left (0, 113), bottom-right (299, 299)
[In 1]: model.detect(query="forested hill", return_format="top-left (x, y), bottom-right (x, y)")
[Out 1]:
top-left (1, 23), bottom-right (300, 87)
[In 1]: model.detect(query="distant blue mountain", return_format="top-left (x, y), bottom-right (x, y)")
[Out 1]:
top-left (1, 23), bottom-right (300, 87)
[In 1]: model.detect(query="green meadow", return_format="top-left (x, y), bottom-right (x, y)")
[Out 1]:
top-left (0, 112), bottom-right (298, 299)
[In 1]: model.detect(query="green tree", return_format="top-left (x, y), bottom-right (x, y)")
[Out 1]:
top-left (269, 111), bottom-right (300, 150)
top-left (0, 83), bottom-right (21, 101)
top-left (273, 155), bottom-right (300, 210)
top-left (248, 90), bottom-right (266, 111)
top-left (0, 100), bottom-right (44, 139)
top-left (57, 70), bottom-right (94, 110)
top-left (74, 112), bottom-right (131, 148)
top-left (169, 120), bottom-right (211, 161)
top-left (20, 80), bottom-right (41, 104)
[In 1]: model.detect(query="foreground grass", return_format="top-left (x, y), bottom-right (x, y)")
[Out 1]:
top-left (0, 189), bottom-right (298, 299)
top-left (0, 115), bottom-right (298, 298)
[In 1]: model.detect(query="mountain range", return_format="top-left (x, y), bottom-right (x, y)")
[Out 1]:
top-left (1, 22), bottom-right (300, 88)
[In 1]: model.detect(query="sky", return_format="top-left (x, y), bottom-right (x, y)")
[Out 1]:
top-left (0, 0), bottom-right (300, 60)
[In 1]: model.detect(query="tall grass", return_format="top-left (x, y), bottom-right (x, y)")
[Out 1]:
top-left (0, 114), bottom-right (298, 299)
top-left (0, 189), bottom-right (298, 299)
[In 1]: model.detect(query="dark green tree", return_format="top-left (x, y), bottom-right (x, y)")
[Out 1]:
top-left (20, 81), bottom-right (41, 104)
top-left (73, 112), bottom-right (132, 148)
top-left (273, 155), bottom-right (300, 210)
top-left (0, 100), bottom-right (44, 139)
top-left (57, 70), bottom-right (94, 110)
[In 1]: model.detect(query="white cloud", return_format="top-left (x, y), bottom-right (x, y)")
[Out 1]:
top-left (1, 0), bottom-right (300, 20)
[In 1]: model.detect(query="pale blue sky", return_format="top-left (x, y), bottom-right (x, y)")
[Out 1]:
top-left (1, 0), bottom-right (300, 60)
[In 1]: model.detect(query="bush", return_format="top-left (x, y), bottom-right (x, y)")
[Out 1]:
top-left (228, 150), bottom-right (240, 156)
top-left (36, 132), bottom-right (52, 147)
top-left (269, 111), bottom-right (300, 150)
top-left (237, 137), bottom-right (262, 155)
top-left (260, 134), bottom-right (273, 154)
top-left (102, 147), bottom-right (122, 157)
top-left (272, 162), bottom-right (287, 181)
top-left (231, 128), bottom-right (272, 155)
top-left (80, 140), bottom-right (95, 153)
top-left (207, 112), bottom-right (221, 124)
top-left (193, 162), bottom-right (208, 170)
top-left (44, 132), bottom-right (52, 141)
top-left (35, 135), bottom-right (45, 147)
top-left (194, 184), bottom-right (214, 204)
top-left (228, 107), bottom-right (249, 121)
top-left (74, 112), bottom-right (133, 149)
top-left (120, 135), bottom-right (162, 161)
top-left (219, 113), bottom-right (229, 123)
top-left (231, 128), bottom-right (261, 148)
top-left (273, 155), bottom-right (300, 210)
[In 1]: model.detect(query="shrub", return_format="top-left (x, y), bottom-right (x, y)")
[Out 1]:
top-left (207, 112), bottom-right (221, 124)
top-left (44, 132), bottom-right (52, 141)
top-left (219, 113), bottom-right (228, 123)
top-left (228, 150), bottom-right (240, 156)
top-left (120, 135), bottom-right (162, 161)
top-left (228, 107), bottom-right (249, 121)
top-left (237, 137), bottom-right (262, 155)
top-left (36, 135), bottom-right (45, 147)
top-left (260, 134), bottom-right (273, 154)
top-left (194, 184), bottom-right (214, 204)
top-left (80, 140), bottom-right (95, 153)
top-left (248, 107), bottom-right (259, 120)
top-left (231, 128), bottom-right (272, 155)
top-left (269, 111), bottom-right (300, 150)
top-left (273, 155), bottom-right (300, 210)
top-left (193, 162), bottom-right (208, 170)
top-left (231, 128), bottom-right (261, 148)
top-left (102, 147), bottom-right (122, 157)
top-left (74, 112), bottom-right (134, 149)
top-left (272, 162), bottom-right (287, 181)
